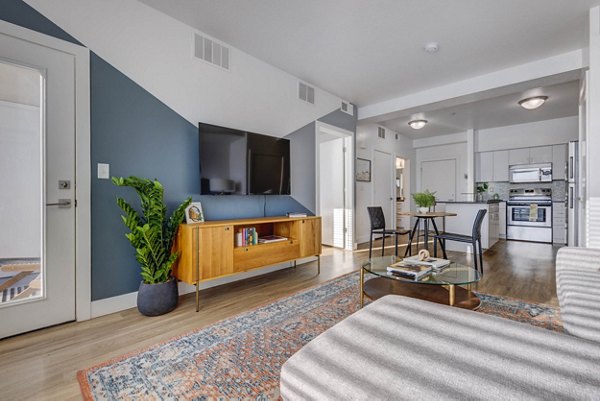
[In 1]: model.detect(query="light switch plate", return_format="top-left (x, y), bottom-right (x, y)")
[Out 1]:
top-left (97, 163), bottom-right (110, 180)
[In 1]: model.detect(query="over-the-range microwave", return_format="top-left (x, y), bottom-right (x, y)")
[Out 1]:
top-left (509, 163), bottom-right (552, 183)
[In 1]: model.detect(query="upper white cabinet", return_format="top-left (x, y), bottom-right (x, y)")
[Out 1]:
top-left (508, 146), bottom-right (553, 166)
top-left (509, 148), bottom-right (530, 165)
top-left (476, 152), bottom-right (494, 182)
top-left (478, 144), bottom-right (566, 182)
top-left (529, 146), bottom-right (553, 164)
top-left (552, 144), bottom-right (567, 180)
top-left (492, 150), bottom-right (509, 182)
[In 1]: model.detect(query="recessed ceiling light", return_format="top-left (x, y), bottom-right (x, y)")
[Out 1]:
top-left (408, 119), bottom-right (428, 130)
top-left (424, 42), bottom-right (439, 54)
top-left (518, 96), bottom-right (548, 110)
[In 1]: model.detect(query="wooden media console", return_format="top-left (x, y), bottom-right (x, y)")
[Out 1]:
top-left (172, 216), bottom-right (322, 311)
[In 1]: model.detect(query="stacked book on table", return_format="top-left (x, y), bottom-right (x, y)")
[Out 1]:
top-left (387, 256), bottom-right (451, 281)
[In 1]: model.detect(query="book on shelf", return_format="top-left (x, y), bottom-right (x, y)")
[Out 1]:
top-left (287, 212), bottom-right (307, 218)
top-left (386, 261), bottom-right (432, 281)
top-left (237, 227), bottom-right (259, 247)
top-left (258, 235), bottom-right (288, 244)
top-left (402, 255), bottom-right (451, 270)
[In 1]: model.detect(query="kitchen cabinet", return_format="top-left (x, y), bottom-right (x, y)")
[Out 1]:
top-left (529, 146), bottom-right (553, 164)
top-left (509, 146), bottom-right (553, 165)
top-left (509, 148), bottom-right (530, 165)
top-left (492, 150), bottom-right (509, 182)
top-left (498, 202), bottom-right (507, 239)
top-left (552, 144), bottom-right (567, 181)
top-left (553, 201), bottom-right (567, 244)
top-left (476, 152), bottom-right (494, 182)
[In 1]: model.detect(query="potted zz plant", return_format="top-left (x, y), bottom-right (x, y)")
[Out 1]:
top-left (412, 190), bottom-right (436, 213)
top-left (112, 176), bottom-right (191, 316)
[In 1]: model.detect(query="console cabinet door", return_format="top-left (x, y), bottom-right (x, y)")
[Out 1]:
top-left (299, 218), bottom-right (322, 257)
top-left (199, 225), bottom-right (234, 279)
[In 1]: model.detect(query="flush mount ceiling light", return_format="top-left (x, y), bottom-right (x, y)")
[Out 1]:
top-left (408, 119), bottom-right (428, 130)
top-left (518, 96), bottom-right (548, 110)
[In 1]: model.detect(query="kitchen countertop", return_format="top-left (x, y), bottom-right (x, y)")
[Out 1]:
top-left (436, 200), bottom-right (504, 204)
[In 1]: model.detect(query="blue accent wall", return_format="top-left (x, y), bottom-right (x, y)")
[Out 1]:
top-left (1, 2), bottom-right (353, 300)
top-left (0, 0), bottom-right (81, 45)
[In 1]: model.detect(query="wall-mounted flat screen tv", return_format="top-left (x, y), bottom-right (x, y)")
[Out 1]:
top-left (199, 123), bottom-right (290, 195)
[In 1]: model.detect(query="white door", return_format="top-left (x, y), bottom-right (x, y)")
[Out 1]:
top-left (421, 159), bottom-right (456, 201)
top-left (317, 124), bottom-right (353, 249)
top-left (373, 150), bottom-right (394, 227)
top-left (319, 136), bottom-right (344, 247)
top-left (0, 32), bottom-right (76, 338)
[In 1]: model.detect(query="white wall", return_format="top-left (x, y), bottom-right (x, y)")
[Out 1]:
top-left (415, 139), bottom-right (470, 201)
top-left (25, 0), bottom-right (343, 138)
top-left (476, 116), bottom-right (578, 152)
top-left (0, 101), bottom-right (41, 258)
top-left (355, 123), bottom-right (415, 244)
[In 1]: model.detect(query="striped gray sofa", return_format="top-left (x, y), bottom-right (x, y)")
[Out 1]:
top-left (280, 295), bottom-right (600, 400)
top-left (556, 246), bottom-right (600, 343)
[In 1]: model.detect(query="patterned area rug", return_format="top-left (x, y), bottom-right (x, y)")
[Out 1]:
top-left (78, 272), bottom-right (562, 401)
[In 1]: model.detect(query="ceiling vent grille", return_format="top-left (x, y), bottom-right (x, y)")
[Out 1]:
top-left (378, 127), bottom-right (386, 139)
top-left (340, 101), bottom-right (354, 116)
top-left (194, 33), bottom-right (230, 70)
top-left (298, 82), bottom-right (315, 104)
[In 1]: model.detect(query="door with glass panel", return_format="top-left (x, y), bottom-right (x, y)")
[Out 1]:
top-left (0, 31), bottom-right (76, 338)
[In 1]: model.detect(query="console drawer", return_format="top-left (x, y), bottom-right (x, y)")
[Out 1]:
top-left (234, 240), bottom-right (300, 271)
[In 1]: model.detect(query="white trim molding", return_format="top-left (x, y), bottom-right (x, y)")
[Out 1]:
top-left (91, 257), bottom-right (318, 318)
top-left (0, 20), bottom-right (92, 321)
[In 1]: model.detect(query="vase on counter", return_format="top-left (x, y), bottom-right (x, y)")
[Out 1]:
top-left (476, 193), bottom-right (483, 202)
top-left (418, 207), bottom-right (429, 213)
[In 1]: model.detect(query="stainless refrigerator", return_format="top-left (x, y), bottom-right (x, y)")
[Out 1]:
top-left (568, 141), bottom-right (578, 246)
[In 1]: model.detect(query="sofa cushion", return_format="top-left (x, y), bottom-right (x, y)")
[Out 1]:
top-left (556, 247), bottom-right (600, 343)
top-left (280, 295), bottom-right (600, 400)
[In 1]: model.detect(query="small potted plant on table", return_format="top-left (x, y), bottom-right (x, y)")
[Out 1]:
top-left (412, 190), bottom-right (436, 213)
top-left (112, 176), bottom-right (191, 316)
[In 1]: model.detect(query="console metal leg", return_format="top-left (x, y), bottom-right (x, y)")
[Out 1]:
top-left (317, 255), bottom-right (321, 274)
top-left (293, 260), bottom-right (297, 268)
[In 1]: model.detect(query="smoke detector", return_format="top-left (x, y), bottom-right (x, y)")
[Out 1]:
top-left (424, 42), bottom-right (440, 54)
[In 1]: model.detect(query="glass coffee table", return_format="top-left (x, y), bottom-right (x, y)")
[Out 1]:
top-left (360, 256), bottom-right (481, 310)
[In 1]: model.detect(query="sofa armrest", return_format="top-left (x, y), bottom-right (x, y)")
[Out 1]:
top-left (556, 247), bottom-right (600, 343)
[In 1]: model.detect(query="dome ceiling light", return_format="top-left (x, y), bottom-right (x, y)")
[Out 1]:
top-left (518, 96), bottom-right (548, 110)
top-left (408, 119), bottom-right (428, 130)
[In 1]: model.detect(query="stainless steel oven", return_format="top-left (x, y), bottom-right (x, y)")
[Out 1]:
top-left (506, 188), bottom-right (552, 243)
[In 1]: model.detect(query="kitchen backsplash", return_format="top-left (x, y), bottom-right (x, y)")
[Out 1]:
top-left (478, 181), bottom-right (568, 202)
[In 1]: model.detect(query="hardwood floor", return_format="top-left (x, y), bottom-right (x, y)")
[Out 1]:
top-left (0, 239), bottom-right (559, 400)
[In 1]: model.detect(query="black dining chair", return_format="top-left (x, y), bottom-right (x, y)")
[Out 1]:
top-left (367, 206), bottom-right (412, 258)
top-left (433, 209), bottom-right (487, 274)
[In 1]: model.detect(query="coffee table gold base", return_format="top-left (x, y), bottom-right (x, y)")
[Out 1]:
top-left (362, 277), bottom-right (481, 310)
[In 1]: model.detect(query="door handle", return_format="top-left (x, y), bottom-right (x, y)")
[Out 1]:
top-left (46, 199), bottom-right (71, 208)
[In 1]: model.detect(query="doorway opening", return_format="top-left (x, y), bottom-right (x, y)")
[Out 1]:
top-left (316, 122), bottom-right (354, 250)
top-left (395, 157), bottom-right (410, 230)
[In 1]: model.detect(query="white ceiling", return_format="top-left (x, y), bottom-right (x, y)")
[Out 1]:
top-left (383, 80), bottom-right (580, 139)
top-left (139, 0), bottom-right (597, 106)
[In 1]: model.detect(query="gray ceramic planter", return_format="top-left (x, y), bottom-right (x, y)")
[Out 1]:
top-left (137, 278), bottom-right (178, 316)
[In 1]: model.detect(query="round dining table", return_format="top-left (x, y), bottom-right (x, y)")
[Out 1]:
top-left (397, 211), bottom-right (457, 258)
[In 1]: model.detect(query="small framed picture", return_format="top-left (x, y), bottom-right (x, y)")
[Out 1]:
top-left (185, 202), bottom-right (205, 224)
top-left (356, 158), bottom-right (371, 182)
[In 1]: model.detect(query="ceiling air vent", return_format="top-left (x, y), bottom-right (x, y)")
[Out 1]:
top-left (378, 127), bottom-right (386, 139)
top-left (340, 101), bottom-right (354, 116)
top-left (194, 33), bottom-right (230, 70)
top-left (298, 82), bottom-right (315, 104)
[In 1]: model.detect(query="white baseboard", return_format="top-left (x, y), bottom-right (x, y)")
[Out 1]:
top-left (90, 257), bottom-right (317, 318)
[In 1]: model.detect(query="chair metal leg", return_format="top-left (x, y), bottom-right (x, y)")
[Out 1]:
top-left (431, 219), bottom-right (448, 259)
top-left (381, 232), bottom-right (386, 256)
top-left (478, 238), bottom-right (484, 275)
top-left (395, 233), bottom-right (399, 257)
top-left (369, 231), bottom-right (373, 259)
top-left (472, 240), bottom-right (478, 272)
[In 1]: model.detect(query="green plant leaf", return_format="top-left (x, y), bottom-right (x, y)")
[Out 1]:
top-left (113, 176), bottom-right (190, 284)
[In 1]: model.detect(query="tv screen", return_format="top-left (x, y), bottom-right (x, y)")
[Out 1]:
top-left (199, 123), bottom-right (290, 195)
